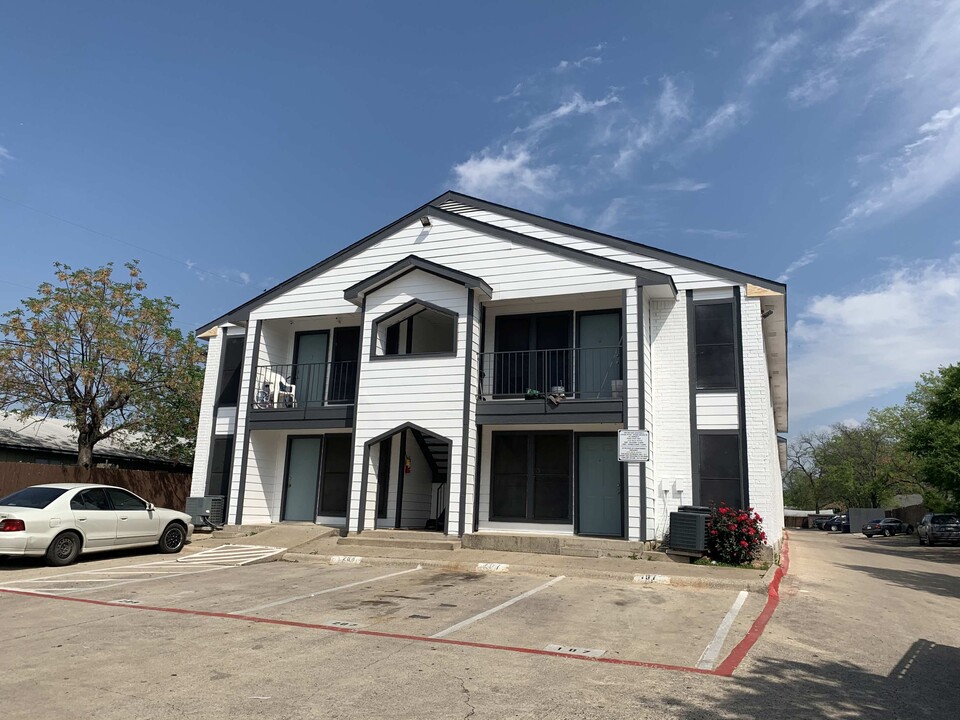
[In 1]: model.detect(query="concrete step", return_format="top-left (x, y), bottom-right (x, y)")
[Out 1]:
top-left (461, 532), bottom-right (654, 558)
top-left (337, 536), bottom-right (460, 551)
top-left (353, 530), bottom-right (450, 542)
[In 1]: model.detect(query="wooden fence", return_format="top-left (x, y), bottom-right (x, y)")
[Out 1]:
top-left (0, 463), bottom-right (191, 512)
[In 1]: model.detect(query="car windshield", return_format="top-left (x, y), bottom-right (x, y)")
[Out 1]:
top-left (869, 519), bottom-right (883, 524)
top-left (0, 486), bottom-right (69, 509)
top-left (932, 515), bottom-right (959, 525)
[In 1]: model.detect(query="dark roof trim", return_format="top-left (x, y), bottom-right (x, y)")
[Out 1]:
top-left (372, 297), bottom-right (458, 327)
top-left (195, 193), bottom-right (451, 334)
top-left (424, 206), bottom-right (677, 292)
top-left (343, 254), bottom-right (492, 304)
top-left (433, 191), bottom-right (786, 293)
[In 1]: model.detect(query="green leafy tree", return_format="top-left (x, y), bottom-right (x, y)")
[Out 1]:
top-left (0, 261), bottom-right (205, 466)
top-left (905, 364), bottom-right (960, 503)
top-left (784, 431), bottom-right (836, 512)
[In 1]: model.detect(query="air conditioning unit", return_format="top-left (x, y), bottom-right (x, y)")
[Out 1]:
top-left (185, 495), bottom-right (225, 529)
top-left (669, 506), bottom-right (709, 552)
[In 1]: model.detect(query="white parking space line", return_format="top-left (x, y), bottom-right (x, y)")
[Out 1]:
top-left (696, 590), bottom-right (750, 670)
top-left (430, 576), bottom-right (566, 640)
top-left (0, 562), bottom-right (231, 595)
top-left (231, 566), bottom-right (422, 616)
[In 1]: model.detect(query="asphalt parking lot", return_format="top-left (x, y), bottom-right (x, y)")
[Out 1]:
top-left (0, 549), bottom-right (766, 673)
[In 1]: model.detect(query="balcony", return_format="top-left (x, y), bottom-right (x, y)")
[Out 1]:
top-left (248, 361), bottom-right (357, 429)
top-left (477, 347), bottom-right (625, 424)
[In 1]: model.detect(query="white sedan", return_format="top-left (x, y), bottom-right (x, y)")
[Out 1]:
top-left (0, 483), bottom-right (194, 566)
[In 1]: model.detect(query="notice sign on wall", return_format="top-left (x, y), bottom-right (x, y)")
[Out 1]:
top-left (618, 429), bottom-right (650, 462)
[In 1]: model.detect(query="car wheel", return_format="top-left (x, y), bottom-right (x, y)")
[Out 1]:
top-left (883, 528), bottom-right (892, 537)
top-left (158, 523), bottom-right (186, 554)
top-left (919, 533), bottom-right (925, 545)
top-left (906, 525), bottom-right (914, 535)
top-left (929, 536), bottom-right (937, 547)
top-left (45, 531), bottom-right (81, 567)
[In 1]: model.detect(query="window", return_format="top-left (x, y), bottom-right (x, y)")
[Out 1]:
top-left (206, 437), bottom-right (234, 497)
top-left (698, 433), bottom-right (743, 508)
top-left (217, 336), bottom-right (245, 406)
top-left (490, 432), bottom-right (572, 522)
top-left (105, 488), bottom-right (148, 511)
top-left (71, 488), bottom-right (112, 511)
top-left (319, 434), bottom-right (351, 515)
top-left (373, 300), bottom-right (457, 358)
top-left (693, 303), bottom-right (737, 390)
top-left (0, 486), bottom-right (67, 509)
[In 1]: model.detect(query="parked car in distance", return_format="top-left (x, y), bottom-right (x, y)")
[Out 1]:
top-left (862, 517), bottom-right (913, 537)
top-left (0, 483), bottom-right (194, 566)
top-left (819, 515), bottom-right (842, 531)
top-left (829, 515), bottom-right (850, 532)
top-left (813, 516), bottom-right (836, 530)
top-left (917, 513), bottom-right (960, 546)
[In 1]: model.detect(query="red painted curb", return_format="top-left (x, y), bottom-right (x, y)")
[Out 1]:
top-left (713, 531), bottom-right (790, 677)
top-left (0, 533), bottom-right (789, 676)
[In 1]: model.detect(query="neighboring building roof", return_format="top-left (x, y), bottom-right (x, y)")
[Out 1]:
top-left (0, 415), bottom-right (187, 467)
top-left (196, 190), bottom-right (784, 335)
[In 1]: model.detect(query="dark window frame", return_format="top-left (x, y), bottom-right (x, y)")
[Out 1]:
top-left (696, 430), bottom-right (744, 508)
top-left (692, 299), bottom-right (739, 392)
top-left (216, 335), bottom-right (246, 407)
top-left (489, 430), bottom-right (574, 524)
top-left (370, 298), bottom-right (459, 361)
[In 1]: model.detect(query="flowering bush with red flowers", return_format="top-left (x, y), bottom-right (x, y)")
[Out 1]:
top-left (705, 503), bottom-right (766, 565)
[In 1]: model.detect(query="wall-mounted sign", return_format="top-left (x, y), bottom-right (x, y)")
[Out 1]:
top-left (618, 429), bottom-right (650, 462)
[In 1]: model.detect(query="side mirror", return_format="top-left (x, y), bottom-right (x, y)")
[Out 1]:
top-left (146, 503), bottom-right (156, 512)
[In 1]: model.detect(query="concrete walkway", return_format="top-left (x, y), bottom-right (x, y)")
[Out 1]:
top-left (284, 535), bottom-right (775, 592)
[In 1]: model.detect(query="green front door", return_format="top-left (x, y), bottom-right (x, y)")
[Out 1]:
top-left (577, 434), bottom-right (622, 537)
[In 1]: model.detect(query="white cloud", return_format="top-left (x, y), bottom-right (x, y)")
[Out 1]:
top-left (842, 105), bottom-right (960, 224)
top-left (643, 178), bottom-right (710, 192)
top-left (0, 145), bottom-right (12, 172)
top-left (614, 76), bottom-right (691, 170)
top-left (594, 197), bottom-right (630, 232)
top-left (778, 247), bottom-right (820, 281)
top-left (789, 253), bottom-right (960, 418)
top-left (745, 32), bottom-right (803, 87)
top-left (787, 68), bottom-right (839, 107)
top-left (554, 55), bottom-right (602, 72)
top-left (451, 146), bottom-right (558, 202)
top-left (494, 82), bottom-right (524, 103)
top-left (687, 102), bottom-right (745, 148)
top-left (524, 92), bottom-right (619, 136)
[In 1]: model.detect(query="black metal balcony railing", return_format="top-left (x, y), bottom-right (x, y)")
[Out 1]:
top-left (252, 361), bottom-right (357, 410)
top-left (480, 347), bottom-right (623, 400)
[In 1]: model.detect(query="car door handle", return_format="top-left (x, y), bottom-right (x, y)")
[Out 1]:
top-left (77, 517), bottom-right (87, 522)
top-left (119, 516), bottom-right (128, 521)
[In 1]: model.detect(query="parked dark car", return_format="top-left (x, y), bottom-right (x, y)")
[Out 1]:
top-left (813, 516), bottom-right (836, 530)
top-left (862, 517), bottom-right (913, 537)
top-left (829, 515), bottom-right (849, 532)
top-left (918, 513), bottom-right (960, 546)
top-left (819, 515), bottom-right (842, 531)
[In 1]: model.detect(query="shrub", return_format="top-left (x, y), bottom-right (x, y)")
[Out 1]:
top-left (705, 503), bottom-right (766, 565)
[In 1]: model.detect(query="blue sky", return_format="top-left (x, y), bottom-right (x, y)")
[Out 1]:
top-left (1, 1), bottom-right (959, 434)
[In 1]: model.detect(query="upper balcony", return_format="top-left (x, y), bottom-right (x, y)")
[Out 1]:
top-left (477, 345), bottom-right (624, 424)
top-left (248, 360), bottom-right (358, 428)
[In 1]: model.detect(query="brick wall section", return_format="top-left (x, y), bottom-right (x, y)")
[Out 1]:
top-left (740, 295), bottom-right (785, 544)
top-left (649, 297), bottom-right (692, 539)
top-left (190, 330), bottom-right (223, 497)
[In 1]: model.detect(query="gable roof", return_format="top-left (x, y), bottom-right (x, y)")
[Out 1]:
top-left (197, 190), bottom-right (783, 334)
top-left (343, 254), bottom-right (492, 305)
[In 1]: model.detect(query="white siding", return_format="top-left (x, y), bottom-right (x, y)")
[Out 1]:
top-left (692, 288), bottom-right (735, 301)
top-left (400, 430), bottom-right (433, 528)
top-left (350, 270), bottom-right (470, 534)
top-left (624, 287), bottom-right (642, 541)
top-left (438, 201), bottom-right (735, 292)
top-left (650, 298), bottom-right (692, 539)
top-left (251, 216), bottom-right (636, 321)
top-left (190, 330), bottom-right (223, 497)
top-left (461, 292), bottom-right (481, 534)
top-left (696, 393), bottom-right (739, 430)
top-left (741, 296), bottom-right (785, 545)
top-left (242, 429), bottom-right (285, 524)
top-left (642, 295), bottom-right (656, 540)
